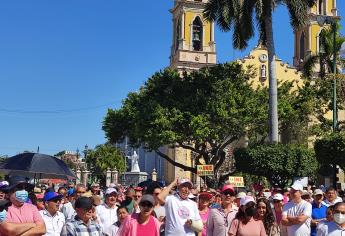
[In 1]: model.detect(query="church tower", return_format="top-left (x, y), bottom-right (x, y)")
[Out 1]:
top-left (170, 0), bottom-right (216, 72)
top-left (294, 0), bottom-right (338, 70)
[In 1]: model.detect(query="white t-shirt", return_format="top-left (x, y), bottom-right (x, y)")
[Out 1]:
top-left (282, 199), bottom-right (312, 236)
top-left (322, 196), bottom-right (343, 207)
top-left (164, 194), bottom-right (201, 236)
top-left (317, 221), bottom-right (345, 236)
top-left (96, 203), bottom-right (118, 236)
top-left (39, 210), bottom-right (66, 236)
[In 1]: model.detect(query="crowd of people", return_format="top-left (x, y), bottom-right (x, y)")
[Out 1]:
top-left (0, 175), bottom-right (344, 236)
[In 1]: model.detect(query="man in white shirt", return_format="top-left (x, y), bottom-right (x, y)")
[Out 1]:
top-left (157, 178), bottom-right (203, 236)
top-left (96, 187), bottom-right (118, 236)
top-left (317, 202), bottom-right (345, 235)
top-left (282, 183), bottom-right (312, 236)
top-left (322, 186), bottom-right (342, 207)
top-left (40, 191), bottom-right (66, 236)
top-left (61, 188), bottom-right (76, 222)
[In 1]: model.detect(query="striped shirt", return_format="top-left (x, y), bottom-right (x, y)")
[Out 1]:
top-left (65, 216), bottom-right (102, 236)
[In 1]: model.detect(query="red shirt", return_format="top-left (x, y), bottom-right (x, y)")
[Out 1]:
top-left (136, 216), bottom-right (157, 235)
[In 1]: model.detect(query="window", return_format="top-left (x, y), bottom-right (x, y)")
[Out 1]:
top-left (175, 19), bottom-right (181, 51)
top-left (192, 17), bottom-right (203, 51)
top-left (260, 65), bottom-right (267, 78)
top-left (299, 32), bottom-right (305, 62)
top-left (318, 0), bottom-right (323, 15)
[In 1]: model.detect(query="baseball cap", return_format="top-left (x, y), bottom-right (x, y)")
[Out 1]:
top-left (67, 188), bottom-right (75, 196)
top-left (0, 181), bottom-right (9, 190)
top-left (221, 184), bottom-right (235, 194)
top-left (236, 192), bottom-right (247, 199)
top-left (75, 196), bottom-right (93, 209)
top-left (302, 190), bottom-right (310, 196)
top-left (179, 179), bottom-right (193, 188)
top-left (139, 194), bottom-right (155, 206)
top-left (290, 183), bottom-right (303, 191)
top-left (43, 192), bottom-right (63, 202)
top-left (240, 196), bottom-right (255, 206)
top-left (5, 176), bottom-right (33, 191)
top-left (105, 188), bottom-right (117, 195)
top-left (313, 189), bottom-right (323, 196)
top-left (199, 192), bottom-right (213, 200)
top-left (272, 193), bottom-right (284, 201)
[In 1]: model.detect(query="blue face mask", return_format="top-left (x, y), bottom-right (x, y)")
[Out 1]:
top-left (0, 210), bottom-right (6, 222)
top-left (15, 190), bottom-right (28, 203)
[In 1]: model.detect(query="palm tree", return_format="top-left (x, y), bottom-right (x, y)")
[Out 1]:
top-left (303, 22), bottom-right (345, 78)
top-left (204, 0), bottom-right (316, 143)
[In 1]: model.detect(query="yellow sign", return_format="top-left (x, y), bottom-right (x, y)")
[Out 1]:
top-left (197, 165), bottom-right (214, 176)
top-left (229, 176), bottom-right (245, 187)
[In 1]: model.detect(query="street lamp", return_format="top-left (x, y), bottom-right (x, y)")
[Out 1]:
top-left (83, 144), bottom-right (88, 160)
top-left (317, 15), bottom-right (338, 189)
top-left (316, 15), bottom-right (338, 132)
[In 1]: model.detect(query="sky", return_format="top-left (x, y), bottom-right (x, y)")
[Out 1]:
top-left (0, 1), bottom-right (344, 157)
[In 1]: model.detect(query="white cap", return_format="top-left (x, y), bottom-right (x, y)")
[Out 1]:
top-left (236, 192), bottom-right (246, 199)
top-left (291, 183), bottom-right (303, 191)
top-left (105, 187), bottom-right (117, 195)
top-left (313, 189), bottom-right (323, 196)
top-left (240, 196), bottom-right (255, 206)
top-left (179, 179), bottom-right (193, 188)
top-left (108, 183), bottom-right (116, 188)
top-left (188, 193), bottom-right (196, 199)
top-left (272, 193), bottom-right (284, 201)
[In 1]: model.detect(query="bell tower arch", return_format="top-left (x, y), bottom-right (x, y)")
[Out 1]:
top-left (170, 0), bottom-right (216, 72)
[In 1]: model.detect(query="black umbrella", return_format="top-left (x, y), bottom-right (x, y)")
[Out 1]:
top-left (0, 152), bottom-right (76, 180)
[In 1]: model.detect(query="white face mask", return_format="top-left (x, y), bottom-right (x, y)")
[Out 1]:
top-left (333, 213), bottom-right (345, 224)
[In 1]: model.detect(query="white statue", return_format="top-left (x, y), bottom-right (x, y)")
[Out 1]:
top-left (128, 151), bottom-right (140, 172)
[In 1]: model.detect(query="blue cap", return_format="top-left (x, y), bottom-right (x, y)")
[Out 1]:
top-left (43, 192), bottom-right (63, 202)
top-left (67, 188), bottom-right (75, 196)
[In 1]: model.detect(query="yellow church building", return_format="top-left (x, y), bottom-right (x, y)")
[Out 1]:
top-left (163, 0), bottom-right (341, 184)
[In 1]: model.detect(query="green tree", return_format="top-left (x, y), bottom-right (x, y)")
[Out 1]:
top-left (234, 144), bottom-right (318, 188)
top-left (314, 132), bottom-right (345, 187)
top-left (303, 23), bottom-right (345, 78)
top-left (204, 0), bottom-right (316, 143)
top-left (103, 63), bottom-right (266, 187)
top-left (86, 144), bottom-right (126, 184)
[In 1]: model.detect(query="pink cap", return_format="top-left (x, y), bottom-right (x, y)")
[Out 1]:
top-left (240, 196), bottom-right (255, 206)
top-left (221, 184), bottom-right (235, 193)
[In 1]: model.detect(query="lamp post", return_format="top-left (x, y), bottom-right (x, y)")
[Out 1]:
top-left (316, 15), bottom-right (338, 132)
top-left (317, 15), bottom-right (338, 188)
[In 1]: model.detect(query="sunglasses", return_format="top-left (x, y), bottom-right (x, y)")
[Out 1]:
top-left (140, 202), bottom-right (153, 208)
top-left (222, 191), bottom-right (235, 196)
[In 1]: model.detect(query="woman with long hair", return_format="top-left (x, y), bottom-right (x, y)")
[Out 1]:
top-left (229, 196), bottom-right (266, 236)
top-left (257, 198), bottom-right (280, 236)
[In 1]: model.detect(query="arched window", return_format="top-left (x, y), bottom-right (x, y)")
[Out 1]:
top-left (192, 17), bottom-right (203, 51)
top-left (318, 0), bottom-right (323, 15)
top-left (175, 18), bottom-right (181, 52)
top-left (260, 65), bottom-right (267, 78)
top-left (299, 32), bottom-right (305, 62)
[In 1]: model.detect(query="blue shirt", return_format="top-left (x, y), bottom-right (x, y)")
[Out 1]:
top-left (311, 202), bottom-right (327, 236)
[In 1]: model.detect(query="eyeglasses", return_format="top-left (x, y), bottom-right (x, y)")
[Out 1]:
top-left (273, 200), bottom-right (282, 203)
top-left (134, 195), bottom-right (142, 198)
top-left (77, 191), bottom-right (86, 194)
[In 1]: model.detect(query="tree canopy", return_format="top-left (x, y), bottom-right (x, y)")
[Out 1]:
top-left (315, 132), bottom-right (345, 169)
top-left (103, 63), bottom-right (266, 186)
top-left (234, 144), bottom-right (318, 188)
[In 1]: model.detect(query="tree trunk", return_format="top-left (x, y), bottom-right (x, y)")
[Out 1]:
top-left (265, 12), bottom-right (279, 143)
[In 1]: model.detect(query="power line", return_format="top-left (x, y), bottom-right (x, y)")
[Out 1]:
top-left (0, 101), bottom-right (121, 114)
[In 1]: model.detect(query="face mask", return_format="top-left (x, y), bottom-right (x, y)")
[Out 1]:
top-left (0, 210), bottom-right (6, 222)
top-left (334, 213), bottom-right (345, 224)
top-left (245, 206), bottom-right (256, 217)
top-left (15, 190), bottom-right (28, 203)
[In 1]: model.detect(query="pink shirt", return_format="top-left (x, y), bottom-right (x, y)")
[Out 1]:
top-left (229, 218), bottom-right (266, 236)
top-left (199, 208), bottom-right (210, 236)
top-left (136, 216), bottom-right (156, 235)
top-left (6, 203), bottom-right (44, 223)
